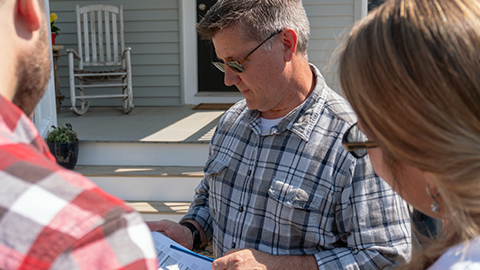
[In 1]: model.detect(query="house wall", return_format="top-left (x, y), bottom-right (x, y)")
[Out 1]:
top-left (50, 0), bottom-right (363, 107)
top-left (50, 0), bottom-right (182, 107)
top-left (305, 0), bottom-right (364, 93)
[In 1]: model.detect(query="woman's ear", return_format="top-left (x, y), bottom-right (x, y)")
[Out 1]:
top-left (424, 172), bottom-right (439, 195)
top-left (281, 28), bottom-right (298, 62)
top-left (16, 0), bottom-right (42, 32)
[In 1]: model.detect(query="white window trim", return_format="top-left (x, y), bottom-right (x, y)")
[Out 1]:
top-left (34, 0), bottom-right (57, 137)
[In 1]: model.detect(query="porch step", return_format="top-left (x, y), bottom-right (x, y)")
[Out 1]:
top-left (77, 141), bottom-right (209, 167)
top-left (75, 164), bottom-right (204, 178)
top-left (74, 165), bottom-right (203, 222)
top-left (75, 165), bottom-right (203, 201)
top-left (126, 201), bottom-right (191, 222)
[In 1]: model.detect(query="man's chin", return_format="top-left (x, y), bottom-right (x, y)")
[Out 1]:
top-left (244, 100), bottom-right (258, 111)
top-left (13, 91), bottom-right (44, 117)
top-left (14, 30), bottom-right (50, 115)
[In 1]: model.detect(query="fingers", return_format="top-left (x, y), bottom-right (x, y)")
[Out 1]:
top-left (211, 249), bottom-right (246, 270)
top-left (145, 220), bottom-right (170, 232)
top-left (146, 220), bottom-right (194, 250)
top-left (211, 256), bottom-right (230, 270)
top-left (211, 249), bottom-right (268, 270)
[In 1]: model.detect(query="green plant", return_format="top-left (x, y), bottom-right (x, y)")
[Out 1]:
top-left (45, 123), bottom-right (78, 143)
top-left (50, 13), bottom-right (61, 36)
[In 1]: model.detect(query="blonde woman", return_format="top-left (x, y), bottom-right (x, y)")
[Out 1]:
top-left (339, 0), bottom-right (480, 269)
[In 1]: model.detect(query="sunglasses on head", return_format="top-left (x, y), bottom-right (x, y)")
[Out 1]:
top-left (342, 123), bottom-right (378, 158)
top-left (212, 30), bottom-right (283, 73)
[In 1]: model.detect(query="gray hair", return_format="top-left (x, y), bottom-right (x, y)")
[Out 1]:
top-left (196, 0), bottom-right (310, 56)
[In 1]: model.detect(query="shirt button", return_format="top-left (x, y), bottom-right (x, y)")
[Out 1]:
top-left (239, 206), bottom-right (244, 212)
top-left (247, 170), bottom-right (251, 176)
top-left (231, 242), bottom-right (236, 248)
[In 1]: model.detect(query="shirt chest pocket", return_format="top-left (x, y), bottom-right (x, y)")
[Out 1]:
top-left (268, 179), bottom-right (326, 211)
top-left (267, 178), bottom-right (330, 233)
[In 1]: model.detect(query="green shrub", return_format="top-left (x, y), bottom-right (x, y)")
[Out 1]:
top-left (45, 123), bottom-right (78, 143)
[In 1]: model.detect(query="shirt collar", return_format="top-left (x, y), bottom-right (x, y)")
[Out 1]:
top-left (0, 95), bottom-right (49, 155)
top-left (245, 64), bottom-right (327, 141)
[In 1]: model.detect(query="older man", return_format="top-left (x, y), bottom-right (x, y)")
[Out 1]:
top-left (148, 0), bottom-right (412, 269)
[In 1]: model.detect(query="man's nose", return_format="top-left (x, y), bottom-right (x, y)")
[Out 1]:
top-left (224, 66), bottom-right (241, 86)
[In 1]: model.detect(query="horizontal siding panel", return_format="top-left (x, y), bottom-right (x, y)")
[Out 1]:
top-left (131, 54), bottom-right (180, 65)
top-left (58, 85), bottom-right (181, 96)
top-left (58, 89), bottom-right (181, 106)
top-left (310, 27), bottom-right (350, 39)
top-left (50, 0), bottom-right (178, 10)
top-left (50, 21), bottom-right (179, 37)
top-left (126, 32), bottom-right (179, 43)
top-left (64, 97), bottom-right (181, 107)
top-left (133, 97), bottom-right (181, 106)
top-left (56, 75), bottom-right (180, 88)
top-left (305, 4), bottom-right (353, 17)
top-left (304, 0), bottom-right (354, 4)
top-left (132, 77), bottom-right (180, 87)
top-left (309, 16), bottom-right (354, 28)
top-left (55, 53), bottom-right (180, 67)
top-left (57, 65), bottom-right (180, 77)
top-left (129, 87), bottom-right (182, 97)
top-left (132, 43), bottom-right (179, 54)
top-left (130, 65), bottom-right (180, 76)
top-left (308, 51), bottom-right (341, 63)
top-left (125, 10), bottom-right (178, 21)
top-left (308, 39), bottom-right (344, 51)
top-left (51, 10), bottom-right (178, 24)
top-left (125, 21), bottom-right (179, 32)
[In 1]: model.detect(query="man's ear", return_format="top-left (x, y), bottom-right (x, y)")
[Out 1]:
top-left (281, 28), bottom-right (298, 62)
top-left (17, 0), bottom-right (42, 32)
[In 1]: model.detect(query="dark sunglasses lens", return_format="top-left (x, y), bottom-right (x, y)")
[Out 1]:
top-left (352, 149), bottom-right (367, 158)
top-left (346, 125), bottom-right (369, 158)
top-left (212, 62), bottom-right (226, 73)
top-left (226, 62), bottom-right (245, 73)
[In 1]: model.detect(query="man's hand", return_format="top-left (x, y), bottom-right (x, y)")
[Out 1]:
top-left (212, 249), bottom-right (269, 270)
top-left (146, 220), bottom-right (193, 249)
top-left (212, 249), bottom-right (317, 270)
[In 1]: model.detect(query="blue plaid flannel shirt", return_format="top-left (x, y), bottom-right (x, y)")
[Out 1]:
top-left (182, 65), bottom-right (411, 269)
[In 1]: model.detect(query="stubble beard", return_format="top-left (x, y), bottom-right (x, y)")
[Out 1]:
top-left (12, 23), bottom-right (51, 116)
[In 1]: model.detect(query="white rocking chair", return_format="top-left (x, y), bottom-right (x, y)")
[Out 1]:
top-left (67, 4), bottom-right (134, 115)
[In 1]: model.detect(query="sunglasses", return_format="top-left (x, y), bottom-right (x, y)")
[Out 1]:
top-left (342, 123), bottom-right (378, 158)
top-left (212, 30), bottom-right (283, 73)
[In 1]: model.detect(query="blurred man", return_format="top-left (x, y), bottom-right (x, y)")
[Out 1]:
top-left (0, 0), bottom-right (157, 268)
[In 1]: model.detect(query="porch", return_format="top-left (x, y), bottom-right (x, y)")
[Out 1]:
top-left (57, 105), bottom-right (228, 222)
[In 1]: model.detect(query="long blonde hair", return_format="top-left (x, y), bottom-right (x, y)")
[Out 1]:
top-left (339, 0), bottom-right (480, 268)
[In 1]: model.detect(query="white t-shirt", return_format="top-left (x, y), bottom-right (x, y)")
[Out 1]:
top-left (428, 236), bottom-right (480, 270)
top-left (260, 117), bottom-right (285, 134)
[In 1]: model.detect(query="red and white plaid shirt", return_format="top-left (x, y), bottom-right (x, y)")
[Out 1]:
top-left (0, 96), bottom-right (158, 269)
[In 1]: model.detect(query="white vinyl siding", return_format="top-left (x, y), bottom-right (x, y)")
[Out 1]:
top-left (305, 0), bottom-right (362, 94)
top-left (50, 0), bottom-right (181, 107)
